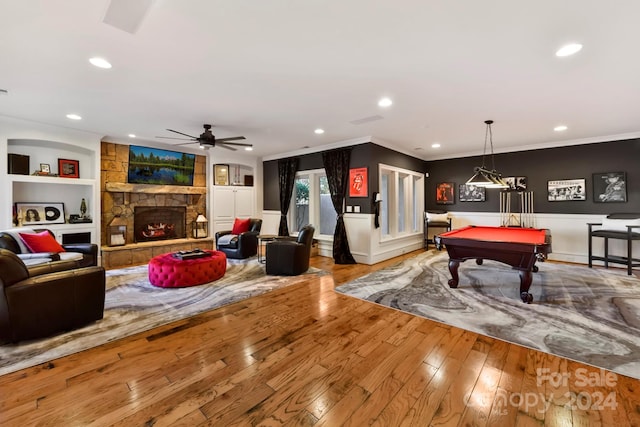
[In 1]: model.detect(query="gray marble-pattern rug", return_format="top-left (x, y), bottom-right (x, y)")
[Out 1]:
top-left (335, 251), bottom-right (640, 380)
top-left (0, 258), bottom-right (327, 376)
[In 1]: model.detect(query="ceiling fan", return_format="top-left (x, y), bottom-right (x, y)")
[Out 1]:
top-left (157, 124), bottom-right (252, 151)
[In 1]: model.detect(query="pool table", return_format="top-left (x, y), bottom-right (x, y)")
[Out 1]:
top-left (435, 225), bottom-right (552, 303)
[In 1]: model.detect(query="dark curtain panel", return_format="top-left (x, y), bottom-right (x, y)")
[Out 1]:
top-left (322, 149), bottom-right (356, 264)
top-left (277, 157), bottom-right (298, 236)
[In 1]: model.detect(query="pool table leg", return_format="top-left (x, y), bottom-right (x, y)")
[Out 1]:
top-left (447, 259), bottom-right (460, 288)
top-left (519, 269), bottom-right (534, 303)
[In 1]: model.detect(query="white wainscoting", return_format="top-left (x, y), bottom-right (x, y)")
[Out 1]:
top-left (261, 210), bottom-right (423, 265)
top-left (449, 211), bottom-right (638, 266)
top-left (262, 210), bottom-right (638, 268)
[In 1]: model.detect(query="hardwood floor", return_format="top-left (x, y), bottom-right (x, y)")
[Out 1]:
top-left (1, 252), bottom-right (639, 426)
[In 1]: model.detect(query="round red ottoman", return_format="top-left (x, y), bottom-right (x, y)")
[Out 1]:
top-left (148, 250), bottom-right (227, 288)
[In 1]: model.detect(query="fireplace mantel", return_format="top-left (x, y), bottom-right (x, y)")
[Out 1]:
top-left (105, 182), bottom-right (207, 195)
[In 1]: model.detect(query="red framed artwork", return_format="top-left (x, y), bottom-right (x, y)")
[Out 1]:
top-left (349, 167), bottom-right (368, 197)
top-left (436, 182), bottom-right (455, 204)
top-left (58, 158), bottom-right (79, 178)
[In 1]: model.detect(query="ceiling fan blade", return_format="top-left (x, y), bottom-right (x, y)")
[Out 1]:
top-left (167, 129), bottom-right (198, 139)
top-left (216, 136), bottom-right (246, 142)
top-left (156, 136), bottom-right (193, 140)
top-left (219, 141), bottom-right (253, 147)
top-left (218, 144), bottom-right (237, 151)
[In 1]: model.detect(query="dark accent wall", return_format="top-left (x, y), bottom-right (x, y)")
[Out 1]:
top-left (425, 138), bottom-right (640, 214)
top-left (262, 143), bottom-right (427, 214)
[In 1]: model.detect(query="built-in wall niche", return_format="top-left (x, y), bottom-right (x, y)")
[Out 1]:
top-left (8, 139), bottom-right (95, 179)
top-left (214, 163), bottom-right (253, 186)
top-left (12, 181), bottom-right (93, 222)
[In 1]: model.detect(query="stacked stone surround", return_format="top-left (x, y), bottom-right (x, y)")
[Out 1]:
top-left (100, 141), bottom-right (212, 269)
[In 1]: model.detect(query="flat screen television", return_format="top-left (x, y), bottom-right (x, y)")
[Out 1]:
top-left (127, 145), bottom-right (195, 186)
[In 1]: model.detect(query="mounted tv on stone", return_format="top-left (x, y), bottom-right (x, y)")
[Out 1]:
top-left (127, 145), bottom-right (195, 186)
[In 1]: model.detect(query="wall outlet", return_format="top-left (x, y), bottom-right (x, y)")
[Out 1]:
top-left (354, 205), bottom-right (361, 213)
top-left (346, 205), bottom-right (353, 212)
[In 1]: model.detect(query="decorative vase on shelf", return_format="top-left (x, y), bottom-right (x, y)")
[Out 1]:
top-left (80, 198), bottom-right (87, 218)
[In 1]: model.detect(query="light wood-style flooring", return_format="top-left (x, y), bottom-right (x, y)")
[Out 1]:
top-left (1, 251), bottom-right (639, 426)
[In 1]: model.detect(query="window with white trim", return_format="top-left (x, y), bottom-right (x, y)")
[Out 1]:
top-left (379, 164), bottom-right (424, 239)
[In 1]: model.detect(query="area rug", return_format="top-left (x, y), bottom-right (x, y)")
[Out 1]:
top-left (335, 251), bottom-right (640, 380)
top-left (0, 258), bottom-right (327, 376)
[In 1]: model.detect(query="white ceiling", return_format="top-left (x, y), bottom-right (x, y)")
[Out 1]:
top-left (2, 0), bottom-right (640, 160)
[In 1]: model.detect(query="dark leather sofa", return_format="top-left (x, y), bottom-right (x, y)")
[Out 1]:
top-left (0, 249), bottom-right (106, 343)
top-left (0, 228), bottom-right (98, 268)
top-left (215, 218), bottom-right (263, 259)
top-left (266, 225), bottom-right (315, 275)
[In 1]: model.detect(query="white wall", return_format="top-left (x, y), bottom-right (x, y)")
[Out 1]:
top-left (447, 211), bottom-right (636, 265)
top-left (261, 209), bottom-right (423, 264)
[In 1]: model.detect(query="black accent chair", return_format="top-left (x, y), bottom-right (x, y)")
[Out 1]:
top-left (0, 249), bottom-right (106, 343)
top-left (215, 218), bottom-right (263, 259)
top-left (266, 225), bottom-right (315, 276)
top-left (0, 228), bottom-right (98, 268)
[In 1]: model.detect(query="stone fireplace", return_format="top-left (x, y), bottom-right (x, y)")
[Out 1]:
top-left (134, 206), bottom-right (186, 242)
top-left (100, 141), bottom-right (212, 269)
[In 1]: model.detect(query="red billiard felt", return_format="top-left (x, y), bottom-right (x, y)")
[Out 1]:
top-left (439, 226), bottom-right (547, 245)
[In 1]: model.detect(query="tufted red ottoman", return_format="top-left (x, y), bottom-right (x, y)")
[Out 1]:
top-left (148, 250), bottom-right (227, 288)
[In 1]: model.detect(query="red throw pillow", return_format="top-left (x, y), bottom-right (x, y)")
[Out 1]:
top-left (19, 231), bottom-right (65, 253)
top-left (231, 218), bottom-right (251, 235)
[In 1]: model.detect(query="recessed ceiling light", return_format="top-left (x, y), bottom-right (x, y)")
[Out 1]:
top-left (66, 113), bottom-right (82, 120)
top-left (244, 146), bottom-right (253, 151)
top-left (314, 128), bottom-right (325, 134)
top-left (554, 125), bottom-right (568, 132)
top-left (128, 134), bottom-right (136, 138)
top-left (556, 43), bottom-right (583, 57)
top-left (89, 57), bottom-right (112, 69)
top-left (431, 143), bottom-right (441, 148)
top-left (378, 97), bottom-right (393, 107)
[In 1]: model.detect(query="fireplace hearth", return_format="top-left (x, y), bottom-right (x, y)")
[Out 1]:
top-left (134, 206), bottom-right (186, 243)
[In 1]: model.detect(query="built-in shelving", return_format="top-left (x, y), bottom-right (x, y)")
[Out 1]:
top-left (10, 175), bottom-right (95, 186)
top-left (7, 138), bottom-right (99, 245)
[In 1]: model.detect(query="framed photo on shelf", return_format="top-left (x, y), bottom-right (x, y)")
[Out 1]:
top-left (436, 182), bottom-right (455, 204)
top-left (15, 202), bottom-right (65, 225)
top-left (593, 171), bottom-right (627, 203)
top-left (459, 184), bottom-right (485, 202)
top-left (349, 167), bottom-right (368, 197)
top-left (214, 164), bottom-right (229, 186)
top-left (40, 163), bottom-right (50, 173)
top-left (58, 158), bottom-right (79, 178)
top-left (547, 179), bottom-right (586, 201)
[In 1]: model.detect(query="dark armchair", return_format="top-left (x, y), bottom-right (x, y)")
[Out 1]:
top-left (0, 249), bottom-right (106, 343)
top-left (266, 225), bottom-right (315, 276)
top-left (215, 218), bottom-right (263, 259)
